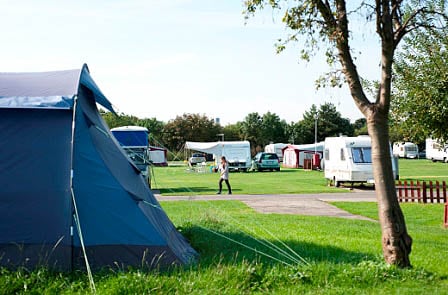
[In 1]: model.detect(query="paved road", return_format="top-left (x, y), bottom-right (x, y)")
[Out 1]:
top-left (155, 190), bottom-right (377, 221)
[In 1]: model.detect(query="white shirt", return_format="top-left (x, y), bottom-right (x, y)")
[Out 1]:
top-left (219, 162), bottom-right (229, 180)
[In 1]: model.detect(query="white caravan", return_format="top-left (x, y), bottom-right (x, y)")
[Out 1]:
top-left (185, 141), bottom-right (252, 171)
top-left (324, 136), bottom-right (398, 187)
top-left (264, 143), bottom-right (287, 161)
top-left (392, 142), bottom-right (419, 159)
top-left (425, 138), bottom-right (448, 162)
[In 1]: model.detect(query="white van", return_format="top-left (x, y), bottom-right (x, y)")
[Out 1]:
top-left (324, 136), bottom-right (398, 187)
top-left (425, 138), bottom-right (448, 162)
top-left (392, 142), bottom-right (419, 159)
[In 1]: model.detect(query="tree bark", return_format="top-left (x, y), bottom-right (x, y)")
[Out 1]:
top-left (329, 0), bottom-right (413, 267)
top-left (366, 110), bottom-right (413, 267)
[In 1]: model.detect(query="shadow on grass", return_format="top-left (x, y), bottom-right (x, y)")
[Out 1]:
top-left (158, 187), bottom-right (212, 194)
top-left (180, 225), bottom-right (375, 267)
top-left (158, 187), bottom-right (244, 194)
top-left (248, 169), bottom-right (299, 174)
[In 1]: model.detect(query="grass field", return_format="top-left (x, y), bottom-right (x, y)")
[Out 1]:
top-left (398, 159), bottom-right (448, 181)
top-left (151, 164), bottom-right (344, 196)
top-left (1, 159), bottom-right (447, 294)
top-left (1, 201), bottom-right (446, 294)
top-left (153, 159), bottom-right (448, 196)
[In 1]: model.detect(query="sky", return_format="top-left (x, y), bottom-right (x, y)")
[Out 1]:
top-left (1, 0), bottom-right (382, 125)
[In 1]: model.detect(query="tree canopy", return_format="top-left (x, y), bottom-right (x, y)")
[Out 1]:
top-left (392, 26), bottom-right (448, 143)
top-left (290, 103), bottom-right (353, 144)
top-left (161, 113), bottom-right (222, 151)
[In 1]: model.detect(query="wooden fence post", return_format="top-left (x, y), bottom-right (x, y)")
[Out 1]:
top-left (417, 180), bottom-right (421, 203)
top-left (404, 180), bottom-right (408, 202)
top-left (410, 180), bottom-right (415, 202)
top-left (443, 181), bottom-right (447, 203)
top-left (429, 181), bottom-right (434, 203)
top-left (423, 181), bottom-right (427, 203)
top-left (397, 180), bottom-right (402, 202)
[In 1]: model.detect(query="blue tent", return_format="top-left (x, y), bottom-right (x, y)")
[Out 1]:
top-left (0, 64), bottom-right (196, 270)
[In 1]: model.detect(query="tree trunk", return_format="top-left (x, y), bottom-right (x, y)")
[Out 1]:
top-left (366, 111), bottom-right (413, 267)
top-left (314, 0), bottom-right (413, 267)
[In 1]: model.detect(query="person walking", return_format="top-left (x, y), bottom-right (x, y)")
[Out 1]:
top-left (217, 156), bottom-right (232, 194)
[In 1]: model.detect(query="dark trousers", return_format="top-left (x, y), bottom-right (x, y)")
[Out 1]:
top-left (219, 178), bottom-right (231, 193)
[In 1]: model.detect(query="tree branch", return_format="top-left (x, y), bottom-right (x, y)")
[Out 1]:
top-left (315, 0), bottom-right (337, 31)
top-left (394, 7), bottom-right (427, 47)
top-left (376, 0), bottom-right (382, 38)
top-left (394, 8), bottom-right (448, 47)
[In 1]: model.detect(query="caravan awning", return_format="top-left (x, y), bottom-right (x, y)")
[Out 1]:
top-left (185, 141), bottom-right (224, 155)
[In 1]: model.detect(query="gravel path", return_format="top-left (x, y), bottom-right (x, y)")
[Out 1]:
top-left (155, 190), bottom-right (377, 221)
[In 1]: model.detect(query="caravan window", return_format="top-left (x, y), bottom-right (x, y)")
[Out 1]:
top-left (340, 148), bottom-right (345, 161)
top-left (433, 143), bottom-right (442, 150)
top-left (351, 147), bottom-right (372, 163)
top-left (406, 146), bottom-right (417, 152)
top-left (324, 149), bottom-right (329, 160)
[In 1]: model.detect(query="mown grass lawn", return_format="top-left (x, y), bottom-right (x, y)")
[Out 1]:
top-left (1, 201), bottom-right (446, 294)
top-left (152, 158), bottom-right (448, 196)
top-left (1, 159), bottom-right (447, 294)
top-left (152, 165), bottom-right (344, 196)
top-left (398, 158), bottom-right (448, 181)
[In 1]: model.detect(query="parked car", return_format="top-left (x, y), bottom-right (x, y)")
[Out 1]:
top-left (252, 152), bottom-right (280, 171)
top-left (189, 153), bottom-right (206, 166)
top-left (418, 150), bottom-right (426, 159)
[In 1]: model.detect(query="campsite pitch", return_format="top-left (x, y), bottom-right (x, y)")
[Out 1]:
top-left (156, 191), bottom-right (377, 221)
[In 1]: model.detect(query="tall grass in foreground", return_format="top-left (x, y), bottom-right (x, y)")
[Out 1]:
top-left (1, 201), bottom-right (447, 294)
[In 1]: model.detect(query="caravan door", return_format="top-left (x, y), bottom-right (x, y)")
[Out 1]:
top-left (324, 140), bottom-right (351, 187)
top-left (349, 145), bottom-right (374, 183)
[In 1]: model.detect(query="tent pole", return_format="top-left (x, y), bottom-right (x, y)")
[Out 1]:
top-left (69, 95), bottom-right (78, 271)
top-left (69, 94), bottom-right (96, 293)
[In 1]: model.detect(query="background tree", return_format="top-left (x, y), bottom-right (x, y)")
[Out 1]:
top-left (162, 113), bottom-right (222, 151)
top-left (316, 103), bottom-right (353, 139)
top-left (293, 103), bottom-right (354, 144)
top-left (101, 111), bottom-right (166, 146)
top-left (240, 112), bottom-right (263, 154)
top-left (245, 0), bottom-right (447, 267)
top-left (239, 112), bottom-right (288, 154)
top-left (295, 104), bottom-right (318, 144)
top-left (260, 112), bottom-right (288, 145)
top-left (222, 123), bottom-right (243, 141)
top-left (101, 110), bottom-right (139, 128)
top-left (136, 117), bottom-right (165, 146)
top-left (392, 26), bottom-right (448, 144)
top-left (285, 121), bottom-right (301, 144)
top-left (352, 118), bottom-right (368, 136)
top-left (288, 121), bottom-right (309, 144)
